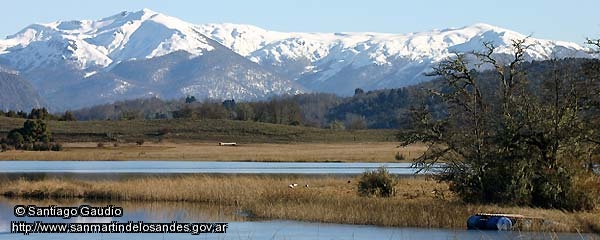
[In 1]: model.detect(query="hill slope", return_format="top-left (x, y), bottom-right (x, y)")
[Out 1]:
top-left (0, 72), bottom-right (44, 111)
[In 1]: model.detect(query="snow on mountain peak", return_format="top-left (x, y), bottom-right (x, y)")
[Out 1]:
top-left (0, 9), bottom-right (596, 112)
top-left (0, 9), bottom-right (215, 70)
top-left (198, 22), bottom-right (588, 67)
top-left (467, 22), bottom-right (504, 31)
top-left (192, 21), bottom-right (593, 93)
top-left (195, 22), bottom-right (588, 83)
top-left (1, 9), bottom-right (590, 73)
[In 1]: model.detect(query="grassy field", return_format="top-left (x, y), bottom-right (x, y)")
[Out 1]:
top-left (0, 116), bottom-right (397, 143)
top-left (0, 116), bottom-right (413, 161)
top-left (1, 175), bottom-right (598, 233)
top-left (0, 142), bottom-right (425, 162)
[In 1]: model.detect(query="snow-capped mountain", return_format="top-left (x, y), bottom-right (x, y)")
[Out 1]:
top-left (0, 9), bottom-right (593, 110)
top-left (0, 9), bottom-right (302, 110)
top-left (197, 23), bottom-right (592, 94)
top-left (0, 8), bottom-right (214, 70)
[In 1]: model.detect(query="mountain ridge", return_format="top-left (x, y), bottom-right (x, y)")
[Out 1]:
top-left (0, 9), bottom-right (595, 110)
top-left (0, 9), bottom-right (304, 110)
top-left (196, 21), bottom-right (592, 92)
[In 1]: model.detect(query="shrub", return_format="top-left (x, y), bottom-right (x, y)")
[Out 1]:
top-left (358, 166), bottom-right (396, 197)
top-left (22, 143), bottom-right (34, 151)
top-left (5, 119), bottom-right (57, 151)
top-left (1, 143), bottom-right (8, 152)
top-left (33, 142), bottom-right (51, 151)
top-left (136, 139), bottom-right (145, 146)
top-left (561, 174), bottom-right (600, 211)
top-left (51, 143), bottom-right (63, 151)
top-left (395, 152), bottom-right (405, 161)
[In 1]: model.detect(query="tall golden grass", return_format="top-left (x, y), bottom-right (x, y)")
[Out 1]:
top-left (1, 175), bottom-right (598, 233)
top-left (0, 142), bottom-right (425, 162)
top-left (0, 196), bottom-right (244, 222)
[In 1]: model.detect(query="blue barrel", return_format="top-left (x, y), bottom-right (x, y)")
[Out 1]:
top-left (485, 216), bottom-right (513, 230)
top-left (467, 215), bottom-right (513, 230)
top-left (466, 215), bottom-right (483, 229)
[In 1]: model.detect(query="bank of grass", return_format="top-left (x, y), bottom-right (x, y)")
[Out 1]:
top-left (0, 116), bottom-right (397, 143)
top-left (0, 196), bottom-right (246, 222)
top-left (1, 175), bottom-right (598, 233)
top-left (0, 142), bottom-right (424, 162)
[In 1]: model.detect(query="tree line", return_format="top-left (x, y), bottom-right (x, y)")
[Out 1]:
top-left (1, 108), bottom-right (76, 121)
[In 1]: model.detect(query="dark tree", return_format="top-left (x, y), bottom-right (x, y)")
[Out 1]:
top-left (21, 119), bottom-right (52, 143)
top-left (16, 111), bottom-right (27, 118)
top-left (185, 95), bottom-right (197, 104)
top-left (6, 119), bottom-right (57, 151)
top-left (197, 101), bottom-right (228, 119)
top-left (172, 105), bottom-right (195, 119)
top-left (222, 99), bottom-right (236, 110)
top-left (59, 111), bottom-right (77, 121)
top-left (354, 88), bottom-right (365, 96)
top-left (234, 103), bottom-right (255, 121)
top-left (28, 108), bottom-right (50, 120)
top-left (6, 130), bottom-right (24, 148)
top-left (400, 39), bottom-right (600, 210)
top-left (5, 110), bottom-right (17, 118)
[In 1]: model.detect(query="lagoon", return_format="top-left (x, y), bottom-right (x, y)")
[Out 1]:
top-left (1, 197), bottom-right (596, 240)
top-left (0, 161), bottom-right (433, 175)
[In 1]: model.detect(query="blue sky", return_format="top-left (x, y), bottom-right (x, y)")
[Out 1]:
top-left (1, 0), bottom-right (598, 43)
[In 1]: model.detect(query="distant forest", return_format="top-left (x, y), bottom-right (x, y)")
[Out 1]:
top-left (4, 58), bottom-right (598, 130)
top-left (67, 87), bottom-right (416, 130)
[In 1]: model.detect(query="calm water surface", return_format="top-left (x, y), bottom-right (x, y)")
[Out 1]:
top-left (0, 161), bottom-right (435, 175)
top-left (0, 198), bottom-right (597, 240)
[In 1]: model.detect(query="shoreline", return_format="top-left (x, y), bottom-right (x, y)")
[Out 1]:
top-left (1, 175), bottom-right (598, 233)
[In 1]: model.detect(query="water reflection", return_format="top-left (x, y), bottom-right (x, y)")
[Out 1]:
top-left (1, 197), bottom-right (597, 240)
top-left (0, 161), bottom-right (429, 175)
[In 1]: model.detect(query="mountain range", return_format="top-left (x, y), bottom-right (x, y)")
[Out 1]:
top-left (0, 8), bottom-right (594, 111)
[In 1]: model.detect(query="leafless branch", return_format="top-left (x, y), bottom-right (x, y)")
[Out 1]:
top-left (587, 38), bottom-right (600, 48)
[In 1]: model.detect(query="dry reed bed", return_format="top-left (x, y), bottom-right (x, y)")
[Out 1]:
top-left (0, 196), bottom-right (244, 222)
top-left (1, 175), bottom-right (598, 233)
top-left (0, 142), bottom-right (424, 162)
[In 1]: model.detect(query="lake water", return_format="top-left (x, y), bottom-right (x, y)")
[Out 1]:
top-left (0, 197), bottom-right (596, 240)
top-left (0, 161), bottom-right (435, 175)
top-left (0, 161), bottom-right (597, 239)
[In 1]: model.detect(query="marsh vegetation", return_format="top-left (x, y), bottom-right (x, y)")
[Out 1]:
top-left (1, 175), bottom-right (598, 233)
